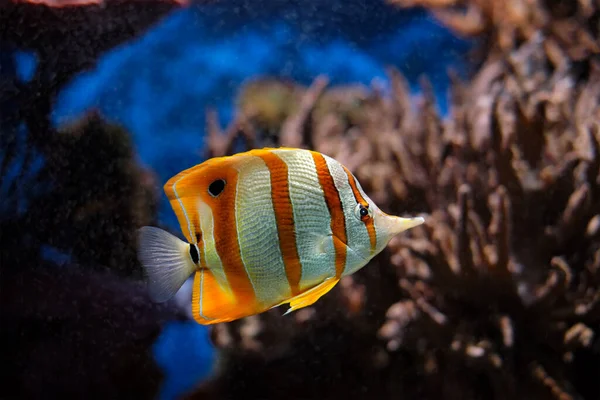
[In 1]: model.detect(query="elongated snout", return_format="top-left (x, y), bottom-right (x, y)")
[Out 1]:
top-left (378, 213), bottom-right (425, 236)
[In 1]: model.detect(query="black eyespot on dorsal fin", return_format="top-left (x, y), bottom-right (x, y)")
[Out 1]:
top-left (208, 179), bottom-right (226, 197)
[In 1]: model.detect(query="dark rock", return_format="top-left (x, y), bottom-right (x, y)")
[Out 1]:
top-left (0, 264), bottom-right (187, 399)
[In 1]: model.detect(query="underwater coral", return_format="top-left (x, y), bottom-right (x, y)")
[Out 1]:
top-left (187, 2), bottom-right (600, 400)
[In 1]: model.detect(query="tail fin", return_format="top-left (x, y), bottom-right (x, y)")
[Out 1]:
top-left (137, 226), bottom-right (196, 303)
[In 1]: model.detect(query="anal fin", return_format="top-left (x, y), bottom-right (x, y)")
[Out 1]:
top-left (281, 277), bottom-right (340, 315)
top-left (191, 269), bottom-right (255, 325)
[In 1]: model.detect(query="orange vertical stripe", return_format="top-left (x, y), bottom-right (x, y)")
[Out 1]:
top-left (343, 166), bottom-right (377, 254)
top-left (311, 152), bottom-right (347, 278)
top-left (167, 156), bottom-right (258, 307)
top-left (210, 165), bottom-right (257, 305)
top-left (257, 150), bottom-right (302, 295)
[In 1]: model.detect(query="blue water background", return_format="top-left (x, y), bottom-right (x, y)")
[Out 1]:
top-left (8, 1), bottom-right (475, 399)
top-left (49, 1), bottom-right (473, 233)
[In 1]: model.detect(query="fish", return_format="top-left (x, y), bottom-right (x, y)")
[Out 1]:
top-left (137, 147), bottom-right (424, 325)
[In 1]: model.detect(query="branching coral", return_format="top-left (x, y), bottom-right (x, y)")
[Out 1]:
top-left (387, 0), bottom-right (600, 61)
top-left (190, 10), bottom-right (600, 400)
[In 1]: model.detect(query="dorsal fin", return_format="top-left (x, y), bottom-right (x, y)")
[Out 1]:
top-left (163, 157), bottom-right (232, 243)
top-left (163, 150), bottom-right (289, 243)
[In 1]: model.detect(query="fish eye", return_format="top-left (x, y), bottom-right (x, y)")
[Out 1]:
top-left (354, 203), bottom-right (371, 221)
top-left (208, 179), bottom-right (226, 197)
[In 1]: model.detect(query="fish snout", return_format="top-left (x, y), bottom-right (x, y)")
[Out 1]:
top-left (377, 212), bottom-right (425, 237)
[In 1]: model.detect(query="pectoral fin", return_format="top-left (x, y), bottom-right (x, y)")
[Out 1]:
top-left (280, 277), bottom-right (340, 315)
